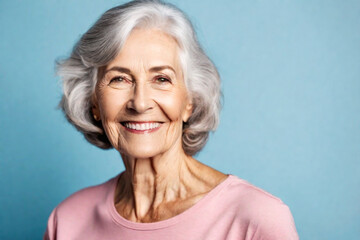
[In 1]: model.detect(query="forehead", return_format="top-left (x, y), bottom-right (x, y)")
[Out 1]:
top-left (107, 28), bottom-right (180, 70)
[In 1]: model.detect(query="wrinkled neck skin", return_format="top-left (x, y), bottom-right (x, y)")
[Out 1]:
top-left (114, 140), bottom-right (227, 223)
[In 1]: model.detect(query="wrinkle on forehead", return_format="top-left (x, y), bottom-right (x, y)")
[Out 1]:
top-left (106, 28), bottom-right (182, 77)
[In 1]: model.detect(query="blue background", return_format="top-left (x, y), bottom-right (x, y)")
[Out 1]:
top-left (1, 0), bottom-right (359, 239)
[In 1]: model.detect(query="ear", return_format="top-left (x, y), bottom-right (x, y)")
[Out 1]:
top-left (91, 94), bottom-right (101, 121)
top-left (182, 101), bottom-right (193, 122)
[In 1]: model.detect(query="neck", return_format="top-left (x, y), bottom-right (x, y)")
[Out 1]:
top-left (114, 145), bottom-right (226, 222)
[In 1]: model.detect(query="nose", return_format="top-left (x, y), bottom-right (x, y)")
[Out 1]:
top-left (126, 83), bottom-right (154, 113)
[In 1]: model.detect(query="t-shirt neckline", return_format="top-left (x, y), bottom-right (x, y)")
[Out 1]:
top-left (107, 173), bottom-right (235, 230)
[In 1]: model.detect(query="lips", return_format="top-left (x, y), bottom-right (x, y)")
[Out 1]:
top-left (121, 121), bottom-right (162, 133)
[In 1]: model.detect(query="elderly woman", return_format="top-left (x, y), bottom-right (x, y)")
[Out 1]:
top-left (44, 1), bottom-right (298, 239)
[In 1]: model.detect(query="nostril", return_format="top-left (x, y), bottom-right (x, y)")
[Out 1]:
top-left (126, 95), bottom-right (154, 113)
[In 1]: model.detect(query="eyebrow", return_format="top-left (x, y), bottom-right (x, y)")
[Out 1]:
top-left (104, 65), bottom-right (176, 75)
top-left (149, 65), bottom-right (176, 74)
top-left (105, 66), bottom-right (131, 75)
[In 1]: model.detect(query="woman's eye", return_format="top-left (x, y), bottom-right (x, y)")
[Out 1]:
top-left (156, 76), bottom-right (171, 84)
top-left (110, 76), bottom-right (126, 83)
top-left (107, 76), bottom-right (132, 88)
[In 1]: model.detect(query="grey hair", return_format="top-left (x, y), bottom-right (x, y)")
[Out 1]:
top-left (58, 0), bottom-right (221, 156)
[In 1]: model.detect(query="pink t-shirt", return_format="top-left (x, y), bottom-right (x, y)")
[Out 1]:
top-left (44, 174), bottom-right (298, 240)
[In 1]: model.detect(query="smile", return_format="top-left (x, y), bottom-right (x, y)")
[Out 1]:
top-left (121, 121), bottom-right (162, 133)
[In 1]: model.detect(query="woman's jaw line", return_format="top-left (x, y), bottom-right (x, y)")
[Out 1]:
top-left (120, 144), bottom-right (192, 178)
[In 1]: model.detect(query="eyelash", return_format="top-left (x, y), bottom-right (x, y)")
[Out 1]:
top-left (109, 76), bottom-right (129, 83)
top-left (108, 75), bottom-right (172, 85)
top-left (155, 75), bottom-right (172, 84)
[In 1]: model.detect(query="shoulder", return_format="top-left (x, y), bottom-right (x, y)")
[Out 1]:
top-left (51, 174), bottom-right (118, 221)
top-left (226, 175), bottom-right (286, 210)
top-left (224, 175), bottom-right (299, 239)
top-left (44, 175), bottom-right (118, 239)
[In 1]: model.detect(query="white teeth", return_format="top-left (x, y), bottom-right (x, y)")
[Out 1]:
top-left (124, 122), bottom-right (160, 130)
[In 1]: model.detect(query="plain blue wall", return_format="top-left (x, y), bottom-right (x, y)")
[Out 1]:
top-left (1, 0), bottom-right (359, 239)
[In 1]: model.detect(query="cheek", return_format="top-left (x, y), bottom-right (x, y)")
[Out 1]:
top-left (103, 122), bottom-right (120, 142)
top-left (97, 90), bottom-right (128, 149)
top-left (157, 91), bottom-right (188, 121)
top-left (98, 91), bottom-right (127, 120)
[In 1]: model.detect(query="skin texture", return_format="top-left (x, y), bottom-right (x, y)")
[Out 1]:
top-left (92, 28), bottom-right (227, 223)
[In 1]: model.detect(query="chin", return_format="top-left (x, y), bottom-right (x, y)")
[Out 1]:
top-left (120, 145), bottom-right (165, 159)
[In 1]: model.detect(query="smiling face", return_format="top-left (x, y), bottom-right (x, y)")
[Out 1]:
top-left (93, 28), bottom-right (192, 158)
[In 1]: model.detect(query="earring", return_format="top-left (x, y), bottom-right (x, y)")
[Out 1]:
top-left (93, 114), bottom-right (100, 121)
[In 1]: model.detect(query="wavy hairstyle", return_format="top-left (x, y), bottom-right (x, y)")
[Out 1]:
top-left (58, 0), bottom-right (221, 156)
